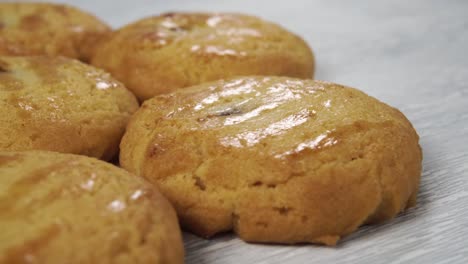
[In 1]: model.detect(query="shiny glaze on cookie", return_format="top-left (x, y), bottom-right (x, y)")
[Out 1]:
top-left (0, 56), bottom-right (124, 118)
top-left (0, 151), bottom-right (183, 264)
top-left (144, 77), bottom-right (348, 159)
top-left (0, 56), bottom-right (138, 159)
top-left (0, 2), bottom-right (110, 59)
top-left (91, 13), bottom-right (314, 100)
top-left (120, 76), bottom-right (422, 244)
top-left (119, 13), bottom-right (264, 58)
top-left (133, 76), bottom-right (415, 165)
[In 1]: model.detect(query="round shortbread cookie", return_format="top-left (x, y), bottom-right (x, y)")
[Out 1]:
top-left (91, 12), bottom-right (314, 101)
top-left (120, 76), bottom-right (422, 245)
top-left (0, 2), bottom-right (110, 61)
top-left (0, 56), bottom-right (138, 160)
top-left (0, 150), bottom-right (184, 264)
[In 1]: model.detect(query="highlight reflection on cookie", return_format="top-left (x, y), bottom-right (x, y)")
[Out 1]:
top-left (120, 76), bottom-right (422, 245)
top-left (0, 150), bottom-right (184, 264)
top-left (0, 2), bottom-right (110, 61)
top-left (92, 13), bottom-right (314, 100)
top-left (0, 56), bottom-right (138, 160)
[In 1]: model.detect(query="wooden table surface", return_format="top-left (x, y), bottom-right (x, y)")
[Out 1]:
top-left (50, 0), bottom-right (468, 262)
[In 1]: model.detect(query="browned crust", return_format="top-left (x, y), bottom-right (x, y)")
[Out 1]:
top-left (92, 12), bottom-right (314, 100)
top-left (0, 151), bottom-right (184, 264)
top-left (0, 2), bottom-right (111, 61)
top-left (120, 77), bottom-right (422, 245)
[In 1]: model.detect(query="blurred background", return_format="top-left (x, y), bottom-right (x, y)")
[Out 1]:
top-left (36, 0), bottom-right (467, 103)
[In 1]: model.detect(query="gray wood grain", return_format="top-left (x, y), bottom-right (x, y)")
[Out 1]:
top-left (44, 0), bottom-right (468, 262)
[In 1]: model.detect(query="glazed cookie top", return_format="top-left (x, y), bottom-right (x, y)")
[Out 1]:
top-left (92, 13), bottom-right (314, 100)
top-left (0, 2), bottom-right (110, 61)
top-left (120, 77), bottom-right (422, 244)
top-left (0, 56), bottom-right (138, 159)
top-left (121, 76), bottom-right (418, 176)
top-left (0, 151), bottom-right (184, 264)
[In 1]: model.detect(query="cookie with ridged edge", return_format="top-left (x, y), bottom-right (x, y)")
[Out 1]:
top-left (0, 56), bottom-right (138, 160)
top-left (0, 2), bottom-right (110, 61)
top-left (0, 150), bottom-right (184, 264)
top-left (120, 76), bottom-right (422, 245)
top-left (91, 12), bottom-right (314, 101)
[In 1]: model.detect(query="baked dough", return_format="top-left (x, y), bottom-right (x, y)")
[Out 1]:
top-left (0, 150), bottom-right (184, 264)
top-left (0, 2), bottom-right (110, 61)
top-left (120, 76), bottom-right (422, 245)
top-left (91, 13), bottom-right (314, 100)
top-left (0, 56), bottom-right (138, 160)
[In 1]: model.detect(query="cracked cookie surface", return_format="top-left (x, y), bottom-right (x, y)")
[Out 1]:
top-left (91, 12), bottom-right (314, 100)
top-left (0, 150), bottom-right (184, 264)
top-left (120, 76), bottom-right (422, 245)
top-left (0, 56), bottom-right (138, 160)
top-left (0, 2), bottom-right (110, 61)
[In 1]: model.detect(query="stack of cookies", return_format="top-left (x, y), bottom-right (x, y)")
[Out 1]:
top-left (0, 2), bottom-right (422, 263)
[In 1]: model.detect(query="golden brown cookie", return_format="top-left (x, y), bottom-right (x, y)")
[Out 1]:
top-left (0, 2), bottom-right (110, 61)
top-left (91, 13), bottom-right (314, 101)
top-left (0, 150), bottom-right (184, 264)
top-left (120, 76), bottom-right (422, 245)
top-left (0, 56), bottom-right (138, 160)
